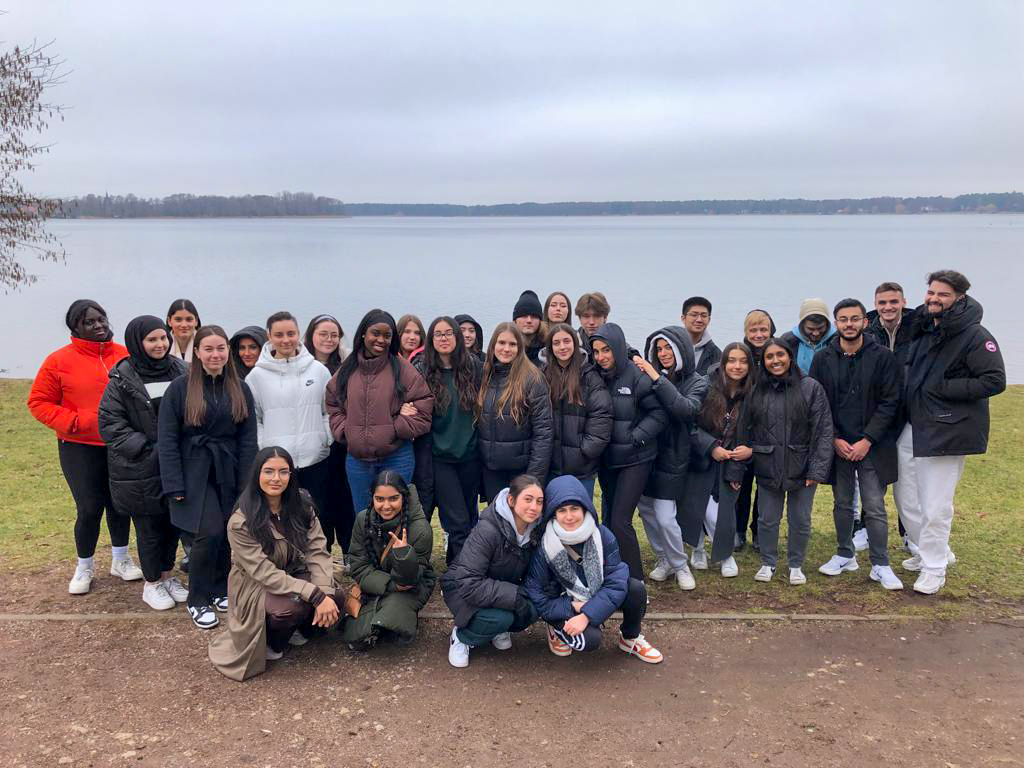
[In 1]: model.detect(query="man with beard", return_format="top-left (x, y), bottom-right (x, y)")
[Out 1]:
top-left (809, 299), bottom-right (904, 590)
top-left (895, 270), bottom-right (1005, 594)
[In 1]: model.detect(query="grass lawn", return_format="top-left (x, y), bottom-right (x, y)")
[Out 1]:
top-left (2, 378), bottom-right (1021, 616)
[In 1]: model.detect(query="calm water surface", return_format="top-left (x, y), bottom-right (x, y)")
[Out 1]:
top-left (3, 215), bottom-right (1021, 381)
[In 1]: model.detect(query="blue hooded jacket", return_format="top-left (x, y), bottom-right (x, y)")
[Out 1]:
top-left (524, 475), bottom-right (629, 626)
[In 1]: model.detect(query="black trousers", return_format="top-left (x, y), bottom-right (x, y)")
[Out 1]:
top-left (481, 466), bottom-right (517, 504)
top-left (296, 457), bottom-right (330, 544)
top-left (549, 577), bottom-right (647, 650)
top-left (58, 440), bottom-right (131, 558)
top-left (187, 482), bottom-right (229, 607)
top-left (324, 442), bottom-right (356, 553)
top-left (735, 465), bottom-right (760, 542)
top-left (133, 509), bottom-right (179, 582)
top-left (265, 587), bottom-right (347, 651)
top-left (434, 456), bottom-right (482, 564)
top-left (597, 461), bottom-right (653, 581)
top-left (412, 435), bottom-right (435, 521)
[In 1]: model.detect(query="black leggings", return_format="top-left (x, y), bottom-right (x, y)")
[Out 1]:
top-left (187, 482), bottom-right (229, 607)
top-left (549, 577), bottom-right (647, 650)
top-left (735, 465), bottom-right (759, 541)
top-left (481, 467), bottom-right (517, 504)
top-left (598, 461), bottom-right (653, 581)
top-left (296, 458), bottom-right (330, 545)
top-left (434, 456), bottom-right (481, 564)
top-left (133, 510), bottom-right (178, 582)
top-left (324, 442), bottom-right (356, 553)
top-left (58, 440), bottom-right (131, 558)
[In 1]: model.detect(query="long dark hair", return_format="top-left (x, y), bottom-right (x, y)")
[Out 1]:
top-left (749, 338), bottom-right (807, 425)
top-left (543, 323), bottom-right (585, 407)
top-left (477, 322), bottom-right (543, 426)
top-left (423, 316), bottom-right (478, 415)
top-left (235, 446), bottom-right (316, 558)
top-left (166, 298), bottom-right (202, 328)
top-left (699, 341), bottom-right (753, 436)
top-left (396, 314), bottom-right (426, 359)
top-left (304, 314), bottom-right (347, 374)
top-left (362, 470), bottom-right (411, 561)
top-left (184, 325), bottom-right (249, 427)
top-left (330, 309), bottom-right (406, 407)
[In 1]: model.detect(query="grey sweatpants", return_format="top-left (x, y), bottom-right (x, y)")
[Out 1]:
top-left (756, 484), bottom-right (817, 569)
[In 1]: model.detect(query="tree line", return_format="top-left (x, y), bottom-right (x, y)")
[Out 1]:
top-left (58, 191), bottom-right (1024, 218)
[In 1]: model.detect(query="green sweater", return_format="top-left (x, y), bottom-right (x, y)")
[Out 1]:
top-left (431, 370), bottom-right (477, 462)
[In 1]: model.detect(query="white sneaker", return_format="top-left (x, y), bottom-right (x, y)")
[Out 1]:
top-left (818, 555), bottom-right (859, 576)
top-left (852, 528), bottom-right (869, 552)
top-left (288, 630), bottom-right (309, 646)
top-left (491, 632), bottom-right (512, 651)
top-left (68, 567), bottom-right (93, 595)
top-left (212, 596), bottom-right (229, 613)
top-left (690, 548), bottom-right (709, 570)
top-left (142, 581), bottom-right (175, 610)
top-left (265, 646), bottom-right (284, 661)
top-left (448, 627), bottom-right (470, 668)
top-left (110, 556), bottom-right (143, 581)
top-left (675, 565), bottom-right (696, 591)
top-left (162, 576), bottom-right (188, 603)
top-left (187, 605), bottom-right (219, 630)
top-left (902, 555), bottom-right (923, 572)
top-left (648, 558), bottom-right (672, 582)
top-left (720, 556), bottom-right (739, 578)
top-left (870, 565), bottom-right (904, 590)
top-left (789, 568), bottom-right (807, 586)
top-left (913, 572), bottom-right (946, 595)
top-left (754, 565), bottom-right (775, 582)
top-left (946, 549), bottom-right (957, 566)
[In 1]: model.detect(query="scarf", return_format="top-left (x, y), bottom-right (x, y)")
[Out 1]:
top-left (541, 514), bottom-right (603, 602)
top-left (124, 315), bottom-right (177, 381)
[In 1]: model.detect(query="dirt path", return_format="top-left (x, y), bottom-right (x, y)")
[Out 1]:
top-left (2, 604), bottom-right (1022, 768)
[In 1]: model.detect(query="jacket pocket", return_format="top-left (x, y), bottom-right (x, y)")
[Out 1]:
top-left (786, 444), bottom-right (810, 482)
top-left (751, 444), bottom-right (774, 478)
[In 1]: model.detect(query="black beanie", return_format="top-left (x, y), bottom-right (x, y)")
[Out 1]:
top-left (65, 299), bottom-right (111, 338)
top-left (512, 290), bottom-right (542, 320)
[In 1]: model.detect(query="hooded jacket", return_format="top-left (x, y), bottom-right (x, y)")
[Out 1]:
top-left (736, 368), bottom-right (834, 491)
top-left (99, 354), bottom-right (188, 516)
top-left (440, 494), bottom-right (542, 627)
top-left (28, 337), bottom-right (130, 446)
top-left (476, 363), bottom-right (554, 478)
top-left (693, 333), bottom-right (722, 377)
top-left (782, 306), bottom-right (837, 375)
top-left (743, 309), bottom-right (777, 379)
top-left (808, 334), bottom-right (902, 486)
top-left (903, 296), bottom-right (1005, 457)
top-left (244, 342), bottom-right (333, 468)
top-left (588, 323), bottom-right (668, 468)
top-left (325, 352), bottom-right (434, 461)
top-left (230, 326), bottom-right (268, 380)
top-left (642, 327), bottom-right (709, 499)
top-left (453, 314), bottom-right (485, 361)
top-left (524, 475), bottom-right (629, 627)
top-left (547, 360), bottom-right (613, 479)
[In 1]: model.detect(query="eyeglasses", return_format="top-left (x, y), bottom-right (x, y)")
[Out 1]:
top-left (433, 330), bottom-right (456, 340)
top-left (260, 468), bottom-right (291, 478)
top-left (315, 331), bottom-right (341, 341)
top-left (685, 312), bottom-right (710, 320)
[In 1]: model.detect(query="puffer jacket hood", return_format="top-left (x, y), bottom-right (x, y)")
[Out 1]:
top-left (912, 293), bottom-right (984, 339)
top-left (453, 313), bottom-right (484, 357)
top-left (542, 474), bottom-right (598, 524)
top-left (745, 309), bottom-right (777, 336)
top-left (230, 326), bottom-right (268, 378)
top-left (644, 326), bottom-right (695, 379)
top-left (494, 486), bottom-right (542, 545)
top-left (589, 323), bottom-right (629, 377)
top-left (244, 342), bottom-right (333, 468)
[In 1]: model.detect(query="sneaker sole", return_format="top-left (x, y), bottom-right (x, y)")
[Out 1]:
top-left (68, 583), bottom-right (92, 595)
top-left (818, 562), bottom-right (859, 576)
top-left (902, 561), bottom-right (923, 572)
top-left (721, 569), bottom-right (739, 578)
top-left (448, 657), bottom-right (469, 668)
top-left (648, 572), bottom-right (670, 582)
top-left (753, 571), bottom-right (774, 582)
top-left (492, 640), bottom-right (513, 651)
top-left (790, 577), bottom-right (807, 585)
top-left (869, 572), bottom-right (904, 590)
top-left (619, 644), bottom-right (664, 664)
top-left (912, 582), bottom-right (944, 595)
top-left (691, 560), bottom-right (709, 571)
top-left (110, 569), bottom-right (143, 581)
top-left (144, 599), bottom-right (175, 611)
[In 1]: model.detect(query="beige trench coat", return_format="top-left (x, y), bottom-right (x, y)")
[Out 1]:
top-left (208, 509), bottom-right (334, 681)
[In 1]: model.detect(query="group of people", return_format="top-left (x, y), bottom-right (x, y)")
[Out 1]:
top-left (26, 270), bottom-right (1005, 679)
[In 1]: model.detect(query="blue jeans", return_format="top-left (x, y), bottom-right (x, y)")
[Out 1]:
top-left (345, 441), bottom-right (415, 513)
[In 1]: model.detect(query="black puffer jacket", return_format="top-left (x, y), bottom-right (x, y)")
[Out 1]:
top-left (641, 327), bottom-right (709, 499)
top-left (440, 501), bottom-right (541, 627)
top-left (589, 323), bottom-right (668, 469)
top-left (865, 309), bottom-right (915, 366)
top-left (547, 361), bottom-right (613, 478)
top-left (476, 362), bottom-right (554, 478)
top-left (736, 370), bottom-right (834, 491)
top-left (903, 296), bottom-right (1005, 457)
top-left (98, 357), bottom-right (188, 516)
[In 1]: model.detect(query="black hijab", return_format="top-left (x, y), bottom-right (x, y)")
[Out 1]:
top-left (124, 315), bottom-right (176, 381)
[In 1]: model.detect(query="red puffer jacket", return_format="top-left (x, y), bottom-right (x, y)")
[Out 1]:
top-left (28, 337), bottom-right (129, 446)
top-left (325, 352), bottom-right (433, 460)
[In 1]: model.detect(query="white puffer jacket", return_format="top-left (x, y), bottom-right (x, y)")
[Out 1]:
top-left (245, 343), bottom-right (332, 468)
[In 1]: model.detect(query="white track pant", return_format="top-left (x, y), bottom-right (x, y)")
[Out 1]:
top-left (637, 496), bottom-right (688, 571)
top-left (893, 424), bottom-right (965, 575)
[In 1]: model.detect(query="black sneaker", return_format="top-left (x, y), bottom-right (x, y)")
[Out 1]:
top-left (188, 605), bottom-right (218, 629)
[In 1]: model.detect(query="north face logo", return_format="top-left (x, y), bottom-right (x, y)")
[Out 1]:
top-left (618, 386), bottom-right (632, 395)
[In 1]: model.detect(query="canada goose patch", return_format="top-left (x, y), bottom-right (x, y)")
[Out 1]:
top-left (985, 340), bottom-right (998, 353)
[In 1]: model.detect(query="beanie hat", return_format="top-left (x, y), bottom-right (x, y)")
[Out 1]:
top-left (798, 298), bottom-right (830, 325)
top-left (512, 290), bottom-right (543, 321)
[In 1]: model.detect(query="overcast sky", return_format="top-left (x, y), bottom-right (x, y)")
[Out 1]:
top-left (4, 1), bottom-right (1022, 203)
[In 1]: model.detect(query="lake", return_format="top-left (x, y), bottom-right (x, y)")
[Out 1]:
top-left (3, 214), bottom-right (1021, 382)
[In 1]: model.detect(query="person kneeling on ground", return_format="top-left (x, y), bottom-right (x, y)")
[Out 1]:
top-left (441, 474), bottom-right (545, 668)
top-left (525, 475), bottom-right (663, 663)
top-left (340, 471), bottom-right (435, 649)
top-left (209, 446), bottom-right (342, 681)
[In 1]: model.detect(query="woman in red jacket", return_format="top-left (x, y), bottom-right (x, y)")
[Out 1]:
top-left (27, 299), bottom-right (141, 595)
top-left (325, 309), bottom-right (434, 514)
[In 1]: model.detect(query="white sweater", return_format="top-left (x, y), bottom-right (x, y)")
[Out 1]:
top-left (244, 343), bottom-right (332, 468)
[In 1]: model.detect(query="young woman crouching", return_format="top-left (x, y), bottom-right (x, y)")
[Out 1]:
top-left (525, 475), bottom-right (663, 663)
